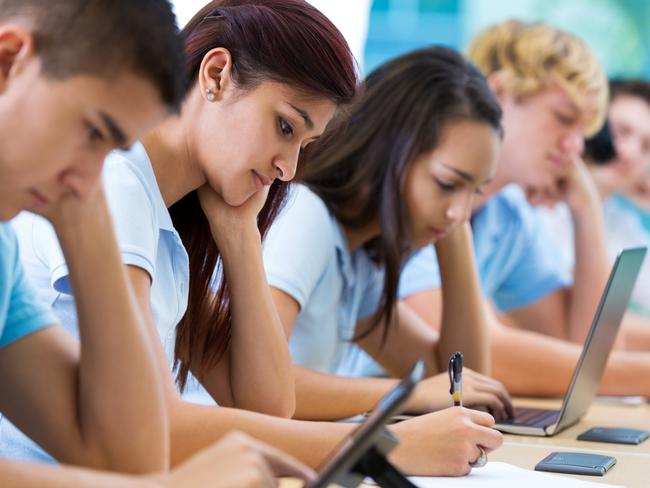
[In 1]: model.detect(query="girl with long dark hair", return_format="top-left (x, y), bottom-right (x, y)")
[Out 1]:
top-left (264, 46), bottom-right (513, 421)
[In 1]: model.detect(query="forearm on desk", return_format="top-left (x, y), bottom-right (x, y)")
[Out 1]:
top-left (0, 460), bottom-right (155, 488)
top-left (490, 323), bottom-right (650, 397)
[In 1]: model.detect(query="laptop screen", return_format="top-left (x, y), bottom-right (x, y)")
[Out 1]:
top-left (553, 247), bottom-right (647, 434)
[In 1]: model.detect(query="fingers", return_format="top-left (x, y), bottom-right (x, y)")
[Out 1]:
top-left (462, 407), bottom-right (495, 428)
top-left (472, 424), bottom-right (503, 452)
top-left (464, 373), bottom-right (514, 419)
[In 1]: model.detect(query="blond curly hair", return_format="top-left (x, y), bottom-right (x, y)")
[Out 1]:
top-left (468, 20), bottom-right (607, 136)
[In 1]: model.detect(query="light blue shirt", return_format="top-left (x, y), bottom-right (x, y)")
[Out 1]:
top-left (263, 185), bottom-right (384, 375)
top-left (399, 184), bottom-right (572, 310)
top-left (0, 142), bottom-right (192, 462)
top-left (344, 184), bottom-right (572, 377)
top-left (0, 223), bottom-right (55, 349)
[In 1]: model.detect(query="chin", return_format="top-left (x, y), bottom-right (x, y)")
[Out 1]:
top-left (0, 206), bottom-right (20, 222)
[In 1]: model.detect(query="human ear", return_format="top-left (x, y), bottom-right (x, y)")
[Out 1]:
top-left (486, 70), bottom-right (510, 104)
top-left (0, 25), bottom-right (34, 94)
top-left (198, 47), bottom-right (233, 102)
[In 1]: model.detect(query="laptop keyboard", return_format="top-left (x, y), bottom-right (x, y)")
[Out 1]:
top-left (501, 407), bottom-right (561, 428)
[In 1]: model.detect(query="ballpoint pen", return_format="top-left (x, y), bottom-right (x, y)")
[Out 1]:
top-left (448, 351), bottom-right (463, 407)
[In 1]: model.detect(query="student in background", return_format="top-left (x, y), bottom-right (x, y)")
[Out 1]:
top-left (0, 1), bottom-right (315, 487)
top-left (594, 80), bottom-right (650, 326)
top-left (540, 79), bottom-right (650, 348)
top-left (399, 20), bottom-right (650, 398)
top-left (5, 0), bottom-right (496, 479)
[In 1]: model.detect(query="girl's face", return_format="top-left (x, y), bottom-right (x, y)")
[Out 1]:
top-left (404, 119), bottom-right (500, 248)
top-left (188, 50), bottom-right (337, 206)
top-left (608, 95), bottom-right (650, 184)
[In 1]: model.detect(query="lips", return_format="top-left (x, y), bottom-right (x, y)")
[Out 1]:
top-left (428, 226), bottom-right (448, 240)
top-left (29, 189), bottom-right (50, 207)
top-left (252, 170), bottom-right (273, 190)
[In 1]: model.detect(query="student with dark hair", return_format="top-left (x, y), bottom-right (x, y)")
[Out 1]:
top-left (8, 2), bottom-right (505, 478)
top-left (262, 45), bottom-right (506, 464)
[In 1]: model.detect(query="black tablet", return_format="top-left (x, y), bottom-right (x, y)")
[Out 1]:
top-left (309, 360), bottom-right (425, 488)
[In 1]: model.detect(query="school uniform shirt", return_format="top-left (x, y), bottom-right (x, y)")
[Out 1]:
top-left (0, 223), bottom-right (57, 461)
top-left (343, 183), bottom-right (572, 377)
top-left (0, 142), bottom-right (193, 463)
top-left (0, 223), bottom-right (55, 348)
top-left (262, 184), bottom-right (384, 375)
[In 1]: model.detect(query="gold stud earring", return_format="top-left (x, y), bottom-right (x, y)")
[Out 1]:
top-left (206, 89), bottom-right (216, 102)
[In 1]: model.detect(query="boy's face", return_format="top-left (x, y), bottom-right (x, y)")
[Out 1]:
top-left (496, 84), bottom-right (589, 201)
top-left (0, 29), bottom-right (167, 220)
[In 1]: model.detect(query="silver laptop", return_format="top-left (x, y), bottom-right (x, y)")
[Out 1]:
top-left (494, 247), bottom-right (647, 436)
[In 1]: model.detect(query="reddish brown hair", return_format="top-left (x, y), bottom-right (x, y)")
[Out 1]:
top-left (171, 0), bottom-right (357, 389)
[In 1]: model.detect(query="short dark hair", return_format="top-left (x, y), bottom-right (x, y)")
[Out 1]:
top-left (610, 78), bottom-right (650, 108)
top-left (0, 0), bottom-right (186, 112)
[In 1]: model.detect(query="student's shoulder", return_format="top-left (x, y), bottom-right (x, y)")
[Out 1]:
top-left (102, 144), bottom-right (158, 205)
top-left (276, 184), bottom-right (335, 231)
top-left (0, 222), bottom-right (18, 260)
top-left (483, 184), bottom-right (537, 229)
top-left (265, 184), bottom-right (339, 258)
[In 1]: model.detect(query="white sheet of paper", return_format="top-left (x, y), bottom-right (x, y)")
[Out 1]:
top-left (401, 462), bottom-right (621, 488)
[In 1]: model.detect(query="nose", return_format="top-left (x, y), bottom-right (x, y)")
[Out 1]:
top-left (445, 191), bottom-right (473, 224)
top-left (560, 130), bottom-right (585, 157)
top-left (60, 154), bottom-right (105, 198)
top-left (273, 147), bottom-right (300, 182)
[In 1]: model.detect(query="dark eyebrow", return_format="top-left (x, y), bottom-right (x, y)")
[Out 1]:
top-left (288, 103), bottom-right (313, 130)
top-left (441, 163), bottom-right (474, 183)
top-left (98, 111), bottom-right (130, 149)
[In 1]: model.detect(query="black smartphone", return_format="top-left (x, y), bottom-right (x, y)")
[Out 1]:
top-left (308, 360), bottom-right (425, 488)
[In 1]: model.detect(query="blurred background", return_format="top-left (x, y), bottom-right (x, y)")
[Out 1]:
top-left (172, 0), bottom-right (650, 77)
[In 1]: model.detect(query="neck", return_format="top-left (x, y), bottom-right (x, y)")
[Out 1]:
top-left (141, 115), bottom-right (205, 208)
top-left (342, 220), bottom-right (381, 252)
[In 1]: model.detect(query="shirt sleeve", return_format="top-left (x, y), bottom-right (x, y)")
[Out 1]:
top-left (31, 155), bottom-right (159, 295)
top-left (0, 227), bottom-right (56, 348)
top-left (263, 186), bottom-right (336, 310)
top-left (492, 198), bottom-right (572, 312)
top-left (397, 246), bottom-right (442, 298)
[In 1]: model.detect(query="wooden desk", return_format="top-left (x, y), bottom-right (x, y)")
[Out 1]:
top-left (283, 398), bottom-right (650, 487)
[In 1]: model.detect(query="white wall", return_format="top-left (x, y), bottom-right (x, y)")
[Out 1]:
top-left (170, 0), bottom-right (370, 68)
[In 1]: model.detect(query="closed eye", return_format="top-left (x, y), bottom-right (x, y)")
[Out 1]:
top-left (435, 178), bottom-right (456, 192)
top-left (278, 117), bottom-right (294, 138)
top-left (84, 121), bottom-right (105, 143)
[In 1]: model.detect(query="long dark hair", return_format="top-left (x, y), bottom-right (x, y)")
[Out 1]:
top-left (301, 46), bottom-right (502, 341)
top-left (171, 0), bottom-right (357, 390)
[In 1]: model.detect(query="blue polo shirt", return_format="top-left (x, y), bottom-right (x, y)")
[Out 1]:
top-left (0, 223), bottom-right (54, 349)
top-left (399, 184), bottom-right (572, 310)
top-left (1, 142), bottom-right (193, 462)
top-left (263, 184), bottom-right (384, 375)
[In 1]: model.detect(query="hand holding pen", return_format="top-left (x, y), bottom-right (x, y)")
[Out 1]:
top-left (449, 351), bottom-right (488, 468)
